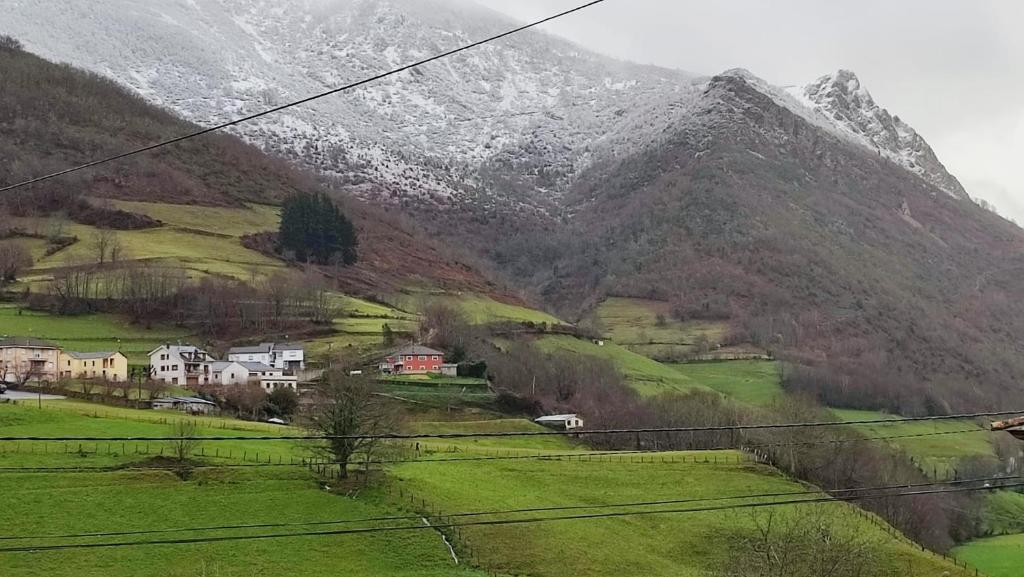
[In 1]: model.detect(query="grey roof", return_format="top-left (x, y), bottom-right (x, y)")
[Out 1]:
top-left (148, 344), bottom-right (210, 356)
top-left (240, 362), bottom-right (275, 372)
top-left (228, 344), bottom-right (273, 355)
top-left (535, 414), bottom-right (580, 422)
top-left (64, 351), bottom-right (121, 360)
top-left (390, 345), bottom-right (445, 357)
top-left (210, 361), bottom-right (241, 372)
top-left (153, 396), bottom-right (217, 406)
top-left (228, 342), bottom-right (303, 354)
top-left (0, 337), bottom-right (59, 349)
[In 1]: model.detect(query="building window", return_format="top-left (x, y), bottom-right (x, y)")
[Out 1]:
top-left (432, 365), bottom-right (439, 370)
top-left (432, 355), bottom-right (439, 360)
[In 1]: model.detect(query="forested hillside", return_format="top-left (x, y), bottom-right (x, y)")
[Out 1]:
top-left (545, 72), bottom-right (1024, 414)
top-left (0, 41), bottom-right (500, 294)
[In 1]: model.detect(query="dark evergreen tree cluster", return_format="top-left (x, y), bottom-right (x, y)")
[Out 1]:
top-left (278, 191), bottom-right (358, 265)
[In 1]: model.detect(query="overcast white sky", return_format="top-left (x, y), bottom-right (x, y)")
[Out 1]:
top-left (479, 0), bottom-right (1024, 221)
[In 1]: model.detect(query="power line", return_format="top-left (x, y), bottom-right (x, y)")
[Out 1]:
top-left (0, 474), bottom-right (1010, 543)
top-left (0, 481), bottom-right (1013, 554)
top-left (0, 0), bottom-right (609, 193)
top-left (0, 410), bottom-right (1011, 442)
top-left (0, 427), bottom-right (989, 474)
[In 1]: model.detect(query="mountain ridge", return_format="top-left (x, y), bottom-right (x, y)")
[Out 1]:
top-left (1, 0), bottom-right (967, 208)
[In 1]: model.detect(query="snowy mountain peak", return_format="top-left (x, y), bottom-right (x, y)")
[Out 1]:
top-left (791, 70), bottom-right (968, 199)
top-left (1, 0), bottom-right (968, 205)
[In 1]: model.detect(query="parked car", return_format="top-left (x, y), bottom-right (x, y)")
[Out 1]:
top-left (0, 383), bottom-right (7, 394)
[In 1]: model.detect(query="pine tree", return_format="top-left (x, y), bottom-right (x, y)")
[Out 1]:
top-left (278, 191), bottom-right (358, 265)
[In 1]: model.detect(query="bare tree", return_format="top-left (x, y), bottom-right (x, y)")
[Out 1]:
top-left (0, 242), bottom-right (33, 286)
top-left (79, 378), bottom-right (101, 397)
top-left (224, 384), bottom-right (268, 421)
top-left (108, 232), bottom-right (124, 264)
top-left (90, 228), bottom-right (119, 266)
top-left (419, 301), bottom-right (472, 362)
top-left (720, 506), bottom-right (880, 577)
top-left (304, 270), bottom-right (338, 325)
top-left (113, 379), bottom-right (135, 402)
top-left (143, 378), bottom-right (170, 401)
top-left (11, 362), bottom-right (43, 389)
top-left (48, 257), bottom-right (98, 314)
top-left (168, 419), bottom-right (202, 464)
top-left (0, 35), bottom-right (23, 52)
top-left (303, 371), bottom-right (400, 479)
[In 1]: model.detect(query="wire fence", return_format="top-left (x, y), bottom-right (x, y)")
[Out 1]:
top-left (848, 506), bottom-right (985, 577)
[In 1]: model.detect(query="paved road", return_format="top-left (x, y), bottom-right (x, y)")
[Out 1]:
top-left (0, 390), bottom-right (66, 401)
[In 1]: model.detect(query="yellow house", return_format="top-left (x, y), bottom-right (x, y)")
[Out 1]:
top-left (59, 351), bottom-right (129, 382)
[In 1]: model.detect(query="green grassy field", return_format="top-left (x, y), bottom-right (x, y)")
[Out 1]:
top-left (332, 294), bottom-right (418, 319)
top-left (0, 304), bottom-right (190, 363)
top-left (595, 298), bottom-right (728, 354)
top-left (0, 401), bottom-right (974, 577)
top-left (954, 533), bottom-right (1024, 577)
top-left (379, 374), bottom-right (488, 387)
top-left (110, 200), bottom-right (281, 237)
top-left (980, 490), bottom-right (1024, 536)
top-left (12, 204), bottom-right (285, 283)
top-left (391, 451), bottom-right (971, 577)
top-left (397, 293), bottom-right (562, 325)
top-left (832, 409), bottom-right (995, 477)
top-left (0, 237), bottom-right (49, 261)
top-left (0, 401), bottom-right (484, 577)
top-left (536, 335), bottom-right (714, 396)
top-left (406, 419), bottom-right (576, 452)
top-left (668, 360), bottom-right (783, 407)
top-left (0, 470), bottom-right (485, 577)
top-left (335, 317), bottom-right (419, 334)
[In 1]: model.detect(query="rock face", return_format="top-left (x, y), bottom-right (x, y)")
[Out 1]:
top-left (789, 70), bottom-right (968, 199)
top-left (2, 0), bottom-right (968, 208)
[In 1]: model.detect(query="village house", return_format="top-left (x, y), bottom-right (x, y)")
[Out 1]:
top-left (208, 361), bottom-right (251, 386)
top-left (534, 414), bottom-right (584, 430)
top-left (149, 343), bottom-right (305, 391)
top-left (207, 361), bottom-right (292, 389)
top-left (227, 343), bottom-right (305, 372)
top-left (148, 344), bottom-right (216, 386)
top-left (379, 345), bottom-right (445, 374)
top-left (59, 351), bottom-right (128, 382)
top-left (259, 374), bottom-right (298, 392)
top-left (0, 337), bottom-right (60, 384)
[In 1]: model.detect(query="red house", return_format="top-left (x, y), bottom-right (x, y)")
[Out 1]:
top-left (379, 345), bottom-right (445, 374)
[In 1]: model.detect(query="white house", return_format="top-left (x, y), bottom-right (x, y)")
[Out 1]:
top-left (208, 361), bottom-right (252, 386)
top-left (534, 414), bottom-right (584, 430)
top-left (240, 362), bottom-right (295, 391)
top-left (227, 343), bottom-right (305, 372)
top-left (259, 375), bottom-right (298, 392)
top-left (240, 362), bottom-right (283, 379)
top-left (149, 345), bottom-right (216, 386)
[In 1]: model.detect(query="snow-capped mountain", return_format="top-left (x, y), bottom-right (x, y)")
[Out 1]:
top-left (787, 70), bottom-right (968, 199)
top-left (2, 0), bottom-right (968, 206)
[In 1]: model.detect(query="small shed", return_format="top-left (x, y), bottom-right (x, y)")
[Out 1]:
top-left (151, 396), bottom-right (218, 414)
top-left (534, 414), bottom-right (584, 430)
top-left (440, 363), bottom-right (458, 377)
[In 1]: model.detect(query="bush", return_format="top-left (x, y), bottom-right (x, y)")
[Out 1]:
top-left (266, 387), bottom-right (299, 419)
top-left (456, 360), bottom-right (487, 379)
